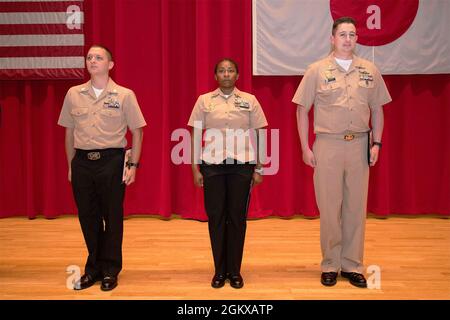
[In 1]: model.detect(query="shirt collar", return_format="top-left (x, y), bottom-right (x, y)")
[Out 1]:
top-left (79, 78), bottom-right (118, 98)
top-left (104, 78), bottom-right (119, 95)
top-left (212, 87), bottom-right (241, 99)
top-left (327, 53), bottom-right (362, 73)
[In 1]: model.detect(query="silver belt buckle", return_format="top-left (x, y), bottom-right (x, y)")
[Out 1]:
top-left (344, 134), bottom-right (355, 141)
top-left (87, 151), bottom-right (101, 160)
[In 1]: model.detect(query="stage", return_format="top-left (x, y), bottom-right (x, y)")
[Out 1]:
top-left (1, 216), bottom-right (448, 300)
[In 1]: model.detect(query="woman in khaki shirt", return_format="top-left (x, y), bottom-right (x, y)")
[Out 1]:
top-left (188, 58), bottom-right (268, 289)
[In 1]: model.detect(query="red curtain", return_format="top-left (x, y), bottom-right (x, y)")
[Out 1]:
top-left (0, 0), bottom-right (449, 219)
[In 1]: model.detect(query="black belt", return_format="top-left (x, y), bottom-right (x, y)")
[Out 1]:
top-left (202, 158), bottom-right (254, 165)
top-left (76, 148), bottom-right (124, 161)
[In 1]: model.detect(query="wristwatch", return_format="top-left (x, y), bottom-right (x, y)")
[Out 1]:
top-left (372, 141), bottom-right (382, 149)
top-left (126, 161), bottom-right (140, 169)
top-left (254, 167), bottom-right (264, 175)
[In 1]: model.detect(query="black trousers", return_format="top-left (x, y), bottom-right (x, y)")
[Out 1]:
top-left (71, 148), bottom-right (125, 277)
top-left (200, 160), bottom-right (255, 275)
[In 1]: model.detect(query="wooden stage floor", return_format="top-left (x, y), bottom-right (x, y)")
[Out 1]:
top-left (0, 216), bottom-right (449, 300)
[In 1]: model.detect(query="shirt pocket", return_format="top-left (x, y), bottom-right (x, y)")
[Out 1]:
top-left (358, 80), bottom-right (375, 89)
top-left (236, 106), bottom-right (251, 113)
top-left (99, 108), bottom-right (123, 131)
top-left (357, 80), bottom-right (375, 102)
top-left (229, 107), bottom-right (251, 129)
top-left (70, 107), bottom-right (89, 127)
top-left (317, 82), bottom-right (342, 105)
top-left (201, 101), bottom-right (218, 113)
top-left (202, 106), bottom-right (214, 113)
top-left (319, 81), bottom-right (340, 94)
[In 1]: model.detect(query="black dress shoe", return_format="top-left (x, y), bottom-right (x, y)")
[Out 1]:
top-left (211, 274), bottom-right (226, 288)
top-left (341, 271), bottom-right (367, 288)
top-left (229, 274), bottom-right (244, 289)
top-left (321, 272), bottom-right (338, 286)
top-left (101, 275), bottom-right (118, 291)
top-left (74, 274), bottom-right (101, 290)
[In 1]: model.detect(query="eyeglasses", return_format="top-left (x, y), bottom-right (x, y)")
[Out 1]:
top-left (337, 32), bottom-right (357, 40)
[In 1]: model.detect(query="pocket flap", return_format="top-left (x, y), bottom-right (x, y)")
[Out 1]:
top-left (358, 80), bottom-right (375, 89)
top-left (70, 108), bottom-right (88, 116)
top-left (100, 108), bottom-right (121, 117)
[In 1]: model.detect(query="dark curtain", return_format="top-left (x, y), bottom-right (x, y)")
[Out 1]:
top-left (0, 0), bottom-right (449, 219)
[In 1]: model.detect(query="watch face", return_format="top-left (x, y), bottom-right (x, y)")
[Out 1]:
top-left (127, 162), bottom-right (139, 168)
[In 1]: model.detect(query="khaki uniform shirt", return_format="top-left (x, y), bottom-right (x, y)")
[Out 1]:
top-left (188, 88), bottom-right (268, 164)
top-left (292, 54), bottom-right (392, 134)
top-left (58, 79), bottom-right (146, 149)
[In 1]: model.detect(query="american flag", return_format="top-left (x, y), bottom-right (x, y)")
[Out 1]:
top-left (0, 0), bottom-right (84, 80)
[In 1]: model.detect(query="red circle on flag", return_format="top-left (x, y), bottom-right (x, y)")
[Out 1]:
top-left (330, 0), bottom-right (419, 46)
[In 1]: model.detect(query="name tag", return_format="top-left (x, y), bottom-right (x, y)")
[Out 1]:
top-left (238, 104), bottom-right (250, 109)
top-left (325, 77), bottom-right (336, 84)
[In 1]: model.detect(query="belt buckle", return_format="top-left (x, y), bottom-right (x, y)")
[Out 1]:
top-left (87, 151), bottom-right (101, 160)
top-left (344, 134), bottom-right (354, 141)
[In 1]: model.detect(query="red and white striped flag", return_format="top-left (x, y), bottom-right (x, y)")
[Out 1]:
top-left (0, 0), bottom-right (85, 80)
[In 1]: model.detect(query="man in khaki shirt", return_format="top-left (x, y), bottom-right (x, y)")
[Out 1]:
top-left (58, 45), bottom-right (146, 291)
top-left (292, 17), bottom-right (391, 288)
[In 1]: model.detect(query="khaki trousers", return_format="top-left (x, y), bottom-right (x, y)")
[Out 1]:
top-left (313, 133), bottom-right (369, 273)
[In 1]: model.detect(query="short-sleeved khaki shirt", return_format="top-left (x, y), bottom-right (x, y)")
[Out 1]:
top-left (188, 88), bottom-right (268, 164)
top-left (58, 78), bottom-right (146, 149)
top-left (292, 54), bottom-right (392, 134)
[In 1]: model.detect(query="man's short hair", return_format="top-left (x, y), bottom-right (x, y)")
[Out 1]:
top-left (89, 44), bottom-right (114, 61)
top-left (332, 17), bottom-right (356, 35)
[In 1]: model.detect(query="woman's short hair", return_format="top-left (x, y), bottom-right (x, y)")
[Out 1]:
top-left (214, 58), bottom-right (239, 74)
